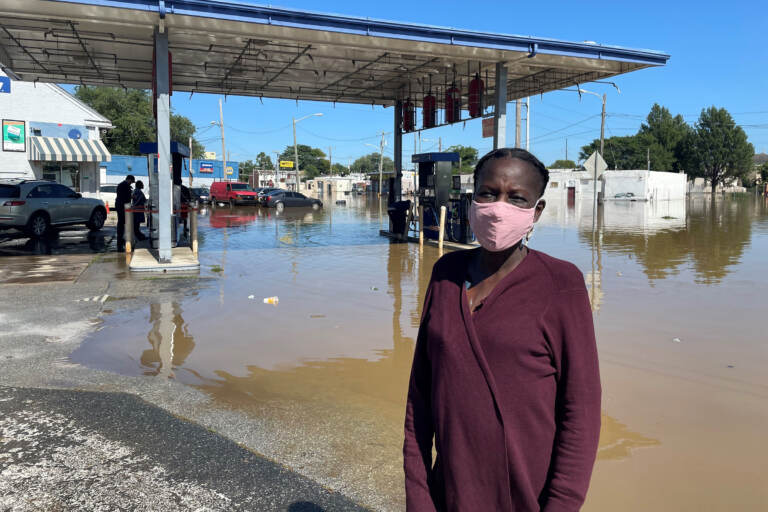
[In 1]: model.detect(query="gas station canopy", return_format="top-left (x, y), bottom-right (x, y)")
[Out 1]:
top-left (0, 0), bottom-right (669, 107)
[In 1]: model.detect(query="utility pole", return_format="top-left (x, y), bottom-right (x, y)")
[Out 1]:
top-left (188, 136), bottom-right (193, 187)
top-left (525, 97), bottom-right (530, 151)
top-left (565, 139), bottom-right (568, 161)
top-left (647, 147), bottom-right (651, 171)
top-left (219, 97), bottom-right (226, 183)
top-left (438, 137), bottom-right (442, 152)
top-left (600, 93), bottom-right (606, 155)
top-left (329, 146), bottom-right (333, 176)
top-left (378, 131), bottom-right (385, 198)
top-left (515, 100), bottom-right (522, 148)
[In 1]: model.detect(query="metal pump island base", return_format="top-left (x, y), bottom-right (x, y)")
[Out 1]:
top-left (128, 247), bottom-right (200, 272)
top-left (126, 141), bottom-right (200, 272)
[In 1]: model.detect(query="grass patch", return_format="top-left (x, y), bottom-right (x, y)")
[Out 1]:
top-left (661, 216), bottom-right (677, 220)
top-left (209, 265), bottom-right (223, 273)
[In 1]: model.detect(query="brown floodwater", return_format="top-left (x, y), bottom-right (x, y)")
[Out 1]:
top-left (72, 193), bottom-right (768, 511)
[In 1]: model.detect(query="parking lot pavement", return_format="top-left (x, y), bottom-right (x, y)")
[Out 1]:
top-left (0, 386), bottom-right (366, 512)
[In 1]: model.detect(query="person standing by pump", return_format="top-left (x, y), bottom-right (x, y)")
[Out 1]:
top-left (404, 148), bottom-right (601, 511)
top-left (115, 174), bottom-right (135, 252)
top-left (131, 180), bottom-right (148, 242)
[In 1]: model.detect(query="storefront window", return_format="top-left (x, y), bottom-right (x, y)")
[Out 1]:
top-left (42, 163), bottom-right (60, 183)
top-left (40, 162), bottom-right (81, 191)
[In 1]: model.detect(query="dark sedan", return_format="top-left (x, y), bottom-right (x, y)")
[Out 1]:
top-left (190, 187), bottom-right (211, 204)
top-left (261, 190), bottom-right (322, 210)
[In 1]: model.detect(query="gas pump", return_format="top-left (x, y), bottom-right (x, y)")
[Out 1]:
top-left (447, 174), bottom-right (474, 244)
top-left (139, 141), bottom-right (190, 249)
top-left (412, 152), bottom-right (458, 240)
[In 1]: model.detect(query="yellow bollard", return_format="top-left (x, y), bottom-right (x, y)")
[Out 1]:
top-left (438, 205), bottom-right (446, 252)
top-left (190, 207), bottom-right (198, 257)
top-left (124, 202), bottom-right (133, 262)
top-left (418, 204), bottom-right (424, 250)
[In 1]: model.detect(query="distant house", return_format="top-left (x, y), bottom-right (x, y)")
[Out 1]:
top-left (0, 70), bottom-right (112, 195)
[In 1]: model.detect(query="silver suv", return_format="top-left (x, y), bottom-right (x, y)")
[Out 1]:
top-left (0, 179), bottom-right (107, 237)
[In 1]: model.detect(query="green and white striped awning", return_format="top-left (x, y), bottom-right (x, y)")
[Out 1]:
top-left (29, 136), bottom-right (111, 162)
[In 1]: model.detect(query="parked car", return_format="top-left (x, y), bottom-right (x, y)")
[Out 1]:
top-left (210, 181), bottom-right (259, 206)
top-left (190, 187), bottom-right (210, 204)
top-left (0, 179), bottom-right (107, 237)
top-left (255, 187), bottom-right (281, 200)
top-left (99, 184), bottom-right (117, 209)
top-left (261, 190), bottom-right (322, 210)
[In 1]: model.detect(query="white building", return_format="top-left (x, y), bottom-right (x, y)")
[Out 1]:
top-left (0, 71), bottom-right (112, 195)
top-left (305, 173), bottom-right (372, 196)
top-left (603, 170), bottom-right (687, 201)
top-left (544, 168), bottom-right (687, 202)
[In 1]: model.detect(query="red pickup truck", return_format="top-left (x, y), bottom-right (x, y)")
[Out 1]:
top-left (210, 181), bottom-right (259, 206)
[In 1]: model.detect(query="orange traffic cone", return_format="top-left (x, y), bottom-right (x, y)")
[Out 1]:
top-left (105, 202), bottom-right (110, 214)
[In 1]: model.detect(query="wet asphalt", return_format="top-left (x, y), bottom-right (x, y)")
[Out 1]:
top-left (0, 220), bottom-right (372, 511)
top-left (0, 386), bottom-right (364, 511)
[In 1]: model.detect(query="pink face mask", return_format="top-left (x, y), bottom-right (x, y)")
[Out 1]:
top-left (469, 200), bottom-right (537, 252)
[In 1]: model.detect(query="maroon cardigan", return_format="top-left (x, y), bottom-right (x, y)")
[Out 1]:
top-left (403, 249), bottom-right (601, 511)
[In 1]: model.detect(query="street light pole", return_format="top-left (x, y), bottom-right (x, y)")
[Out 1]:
top-left (292, 117), bottom-right (299, 191)
top-left (272, 150), bottom-right (280, 187)
top-left (292, 113), bottom-right (323, 192)
top-left (219, 98), bottom-right (226, 182)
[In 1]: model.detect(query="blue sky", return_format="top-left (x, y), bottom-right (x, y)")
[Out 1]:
top-left (162, 0), bottom-right (767, 167)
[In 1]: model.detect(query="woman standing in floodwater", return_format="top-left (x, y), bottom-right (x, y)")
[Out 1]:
top-left (404, 148), bottom-right (601, 511)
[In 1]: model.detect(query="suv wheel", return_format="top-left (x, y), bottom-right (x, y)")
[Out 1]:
top-left (26, 212), bottom-right (50, 238)
top-left (275, 201), bottom-right (284, 212)
top-left (229, 199), bottom-right (235, 208)
top-left (312, 202), bottom-right (320, 210)
top-left (87, 208), bottom-right (106, 231)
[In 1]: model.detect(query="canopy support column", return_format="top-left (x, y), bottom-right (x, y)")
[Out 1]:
top-left (393, 100), bottom-right (403, 202)
top-left (154, 27), bottom-right (172, 263)
top-left (493, 62), bottom-right (508, 150)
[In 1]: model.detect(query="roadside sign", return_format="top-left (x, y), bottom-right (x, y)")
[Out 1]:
top-left (225, 166), bottom-right (233, 175)
top-left (199, 162), bottom-right (214, 173)
top-left (482, 117), bottom-right (494, 138)
top-left (279, 160), bottom-right (294, 168)
top-left (0, 77), bottom-right (10, 94)
top-left (583, 151), bottom-right (608, 178)
top-left (2, 120), bottom-right (25, 152)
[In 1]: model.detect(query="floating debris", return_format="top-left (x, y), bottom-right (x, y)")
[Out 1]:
top-left (76, 295), bottom-right (109, 303)
top-left (310, 314), bottom-right (326, 319)
top-left (263, 296), bottom-right (279, 305)
top-left (247, 295), bottom-right (255, 300)
top-left (672, 337), bottom-right (682, 343)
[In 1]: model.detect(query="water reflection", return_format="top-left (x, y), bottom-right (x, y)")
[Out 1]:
top-left (140, 302), bottom-right (195, 378)
top-left (574, 196), bottom-right (759, 283)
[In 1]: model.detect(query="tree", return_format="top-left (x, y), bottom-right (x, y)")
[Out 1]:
top-left (238, 160), bottom-right (255, 183)
top-left (579, 103), bottom-right (694, 172)
top-left (331, 163), bottom-right (349, 176)
top-left (580, 134), bottom-right (654, 170)
top-left (169, 114), bottom-right (205, 159)
top-left (760, 162), bottom-right (768, 183)
top-left (446, 145), bottom-right (478, 174)
top-left (550, 159), bottom-right (577, 169)
top-left (279, 144), bottom-right (327, 181)
top-left (255, 152), bottom-right (273, 170)
top-left (350, 152), bottom-right (394, 174)
top-left (681, 107), bottom-right (754, 192)
top-left (74, 86), bottom-right (204, 158)
top-left (638, 104), bottom-right (691, 172)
